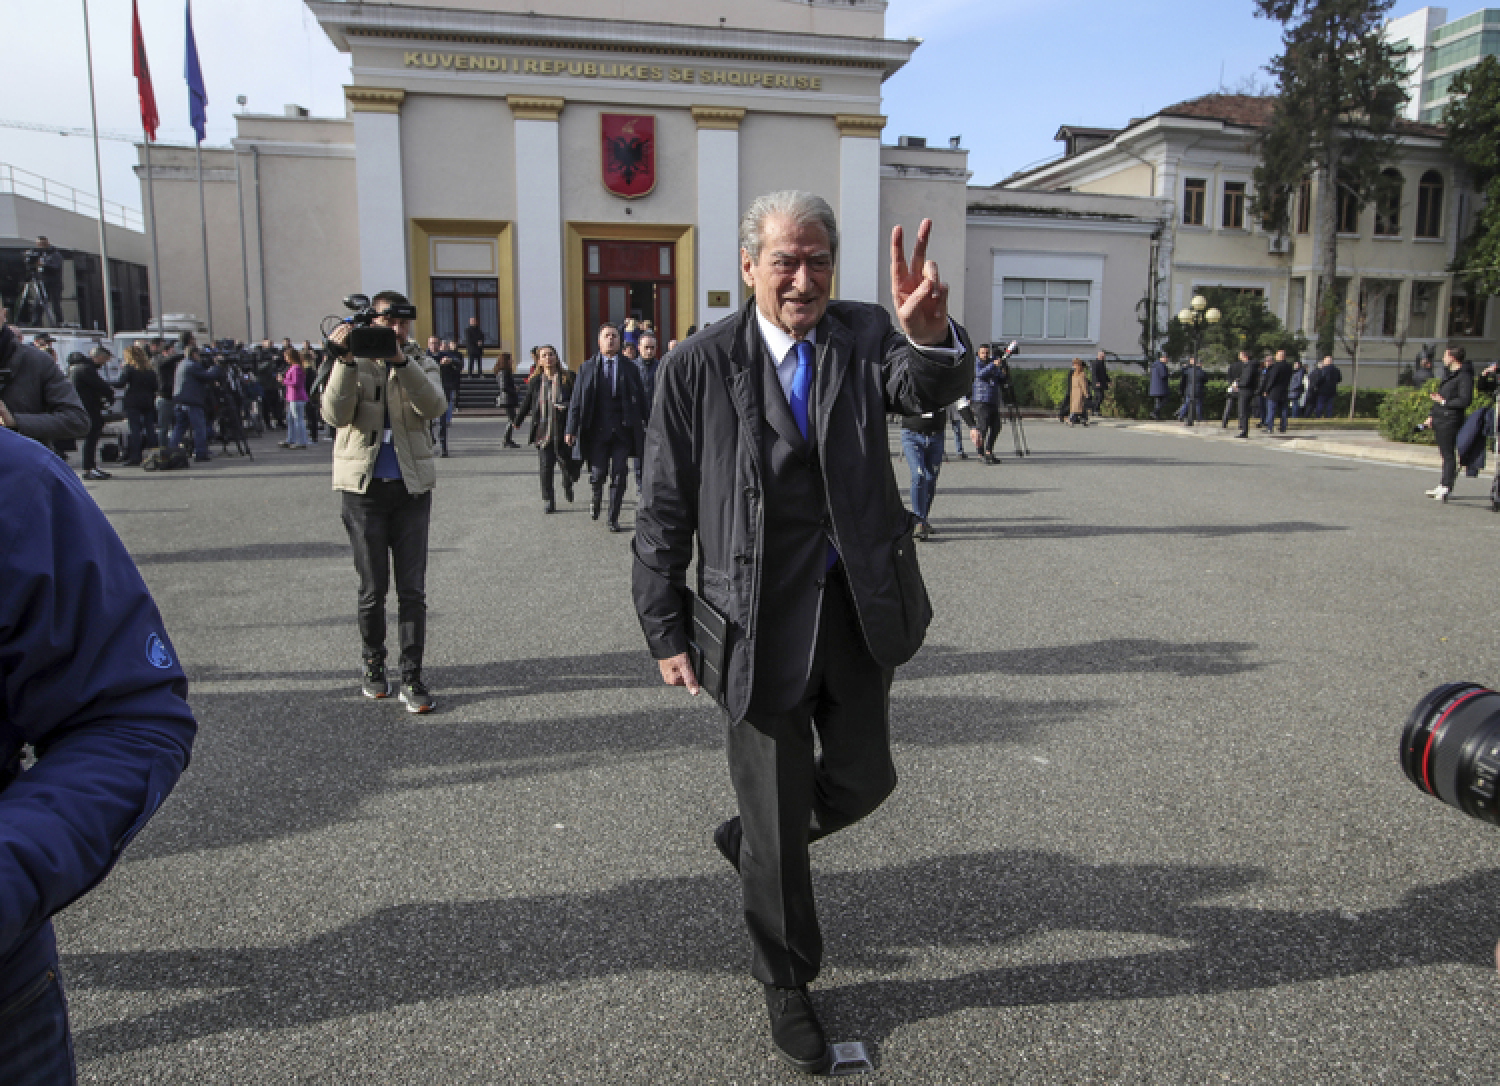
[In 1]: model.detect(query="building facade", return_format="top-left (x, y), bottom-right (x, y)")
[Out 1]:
top-left (1001, 94), bottom-right (1498, 383)
top-left (1387, 6), bottom-right (1500, 124)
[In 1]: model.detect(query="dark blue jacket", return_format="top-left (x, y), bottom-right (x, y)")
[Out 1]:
top-left (0, 427), bottom-right (196, 1001)
top-left (972, 359), bottom-right (1004, 404)
top-left (1149, 359), bottom-right (1171, 397)
top-left (172, 354), bottom-right (221, 408)
top-left (635, 356), bottom-right (660, 419)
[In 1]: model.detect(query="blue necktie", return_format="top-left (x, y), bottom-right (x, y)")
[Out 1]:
top-left (789, 340), bottom-right (813, 439)
top-left (788, 341), bottom-right (839, 571)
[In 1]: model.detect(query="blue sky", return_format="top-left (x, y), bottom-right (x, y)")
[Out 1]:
top-left (0, 0), bottom-right (1447, 212)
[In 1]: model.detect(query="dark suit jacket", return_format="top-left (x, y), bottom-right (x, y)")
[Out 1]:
top-left (1261, 360), bottom-right (1293, 402)
top-left (633, 299), bottom-right (973, 721)
top-left (565, 353), bottom-right (647, 466)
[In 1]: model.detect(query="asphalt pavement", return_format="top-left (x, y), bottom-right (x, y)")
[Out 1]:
top-left (59, 415), bottom-right (1500, 1084)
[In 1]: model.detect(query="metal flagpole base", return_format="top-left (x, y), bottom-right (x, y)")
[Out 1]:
top-left (827, 1041), bottom-right (874, 1076)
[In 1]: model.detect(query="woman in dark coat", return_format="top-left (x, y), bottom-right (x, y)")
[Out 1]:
top-left (493, 351), bottom-right (521, 448)
top-left (116, 344), bottom-right (159, 464)
top-left (1424, 346), bottom-right (1474, 502)
top-left (513, 345), bottom-right (577, 511)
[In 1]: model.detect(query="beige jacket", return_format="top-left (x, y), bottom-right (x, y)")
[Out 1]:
top-left (322, 339), bottom-right (448, 494)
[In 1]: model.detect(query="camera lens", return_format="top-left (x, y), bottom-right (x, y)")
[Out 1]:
top-left (1400, 682), bottom-right (1500, 825)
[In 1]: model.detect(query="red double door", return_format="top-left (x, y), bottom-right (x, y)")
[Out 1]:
top-left (583, 240), bottom-right (676, 357)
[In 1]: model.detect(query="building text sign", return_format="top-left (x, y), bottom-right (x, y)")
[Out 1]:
top-left (403, 52), bottom-right (824, 90)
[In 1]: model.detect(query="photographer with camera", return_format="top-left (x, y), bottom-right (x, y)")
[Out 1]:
top-left (322, 292), bottom-right (448, 713)
top-left (168, 343), bottom-right (222, 463)
top-left (0, 310), bottom-right (89, 453)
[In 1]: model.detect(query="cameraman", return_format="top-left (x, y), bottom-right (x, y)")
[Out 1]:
top-left (168, 344), bottom-right (221, 463)
top-left (27, 237), bottom-right (64, 324)
top-left (0, 310), bottom-right (89, 452)
top-left (323, 292), bottom-right (448, 713)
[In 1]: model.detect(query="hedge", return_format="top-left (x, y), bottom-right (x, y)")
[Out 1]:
top-left (1378, 378), bottom-right (1495, 444)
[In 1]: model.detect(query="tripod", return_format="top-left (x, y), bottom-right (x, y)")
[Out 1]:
top-left (1000, 388), bottom-right (1029, 457)
top-left (15, 274), bottom-right (56, 329)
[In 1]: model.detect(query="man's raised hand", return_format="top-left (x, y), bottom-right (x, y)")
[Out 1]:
top-left (890, 218), bottom-right (950, 347)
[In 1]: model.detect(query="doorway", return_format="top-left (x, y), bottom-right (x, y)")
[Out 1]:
top-left (583, 239), bottom-right (675, 352)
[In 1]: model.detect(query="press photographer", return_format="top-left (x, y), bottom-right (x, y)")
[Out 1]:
top-left (21, 236), bottom-right (64, 325)
top-left (322, 292), bottom-right (447, 713)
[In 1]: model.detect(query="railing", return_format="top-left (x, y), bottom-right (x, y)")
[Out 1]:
top-left (0, 163), bottom-right (144, 233)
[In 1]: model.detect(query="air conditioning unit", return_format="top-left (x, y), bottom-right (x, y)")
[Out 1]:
top-left (1268, 235), bottom-right (1291, 254)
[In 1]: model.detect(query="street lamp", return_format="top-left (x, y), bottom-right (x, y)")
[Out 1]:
top-left (1177, 294), bottom-right (1221, 362)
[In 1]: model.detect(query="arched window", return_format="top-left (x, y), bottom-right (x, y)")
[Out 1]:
top-left (1416, 170), bottom-right (1444, 238)
top-left (1336, 170), bottom-right (1361, 235)
top-left (1374, 169), bottom-right (1403, 236)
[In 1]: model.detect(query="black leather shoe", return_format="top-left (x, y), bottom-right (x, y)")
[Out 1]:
top-left (591, 493), bottom-right (602, 520)
top-left (608, 521), bottom-right (624, 533)
top-left (764, 985), bottom-right (828, 1073)
top-left (713, 817), bottom-right (741, 873)
top-left (544, 500), bottom-right (556, 514)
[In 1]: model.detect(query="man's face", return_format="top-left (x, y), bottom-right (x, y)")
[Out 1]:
top-left (91, 350), bottom-right (109, 366)
top-left (598, 326), bottom-right (621, 356)
top-left (639, 337), bottom-right (658, 361)
top-left (427, 336), bottom-right (440, 352)
top-left (977, 345), bottom-right (991, 361)
top-left (1275, 350), bottom-right (1286, 363)
top-left (1445, 350), bottom-right (1460, 371)
top-left (1096, 351), bottom-right (1105, 361)
top-left (468, 317), bottom-right (478, 325)
top-left (742, 213), bottom-right (833, 338)
top-left (372, 303), bottom-right (411, 343)
top-left (1322, 356), bottom-right (1332, 367)
top-left (36, 237), bottom-right (50, 250)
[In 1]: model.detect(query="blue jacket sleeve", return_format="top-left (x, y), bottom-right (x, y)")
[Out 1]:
top-left (0, 432), bottom-right (197, 965)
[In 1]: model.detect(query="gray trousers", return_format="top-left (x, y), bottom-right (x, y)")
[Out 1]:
top-left (727, 567), bottom-right (896, 988)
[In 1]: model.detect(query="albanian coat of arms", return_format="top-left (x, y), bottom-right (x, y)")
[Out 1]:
top-left (601, 114), bottom-right (656, 198)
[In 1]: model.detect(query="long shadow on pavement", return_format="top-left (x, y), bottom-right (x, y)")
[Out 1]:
top-left (907, 638), bottom-right (1259, 679)
top-left (932, 519), bottom-right (1345, 541)
top-left (65, 850), bottom-right (1498, 1059)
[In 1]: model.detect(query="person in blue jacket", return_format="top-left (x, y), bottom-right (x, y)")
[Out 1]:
top-left (0, 425), bottom-right (196, 1083)
top-left (970, 343), bottom-right (1005, 464)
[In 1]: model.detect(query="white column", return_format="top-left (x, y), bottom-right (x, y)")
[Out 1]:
top-left (511, 96), bottom-right (565, 350)
top-left (348, 88), bottom-right (408, 298)
top-left (836, 115), bottom-right (884, 304)
top-left (693, 107), bottom-right (745, 326)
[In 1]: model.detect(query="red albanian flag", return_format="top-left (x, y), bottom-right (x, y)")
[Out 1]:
top-left (132, 0), bottom-right (160, 141)
top-left (601, 114), bottom-right (655, 198)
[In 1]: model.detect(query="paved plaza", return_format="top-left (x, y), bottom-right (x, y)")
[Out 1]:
top-left (61, 417), bottom-right (1500, 1083)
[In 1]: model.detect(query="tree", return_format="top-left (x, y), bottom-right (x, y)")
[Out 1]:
top-left (1252, 0), bottom-right (1410, 357)
top-left (1444, 55), bottom-right (1500, 296)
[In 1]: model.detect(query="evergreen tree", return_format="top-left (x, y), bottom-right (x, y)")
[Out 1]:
top-left (1251, 0), bottom-right (1409, 356)
top-left (1443, 56), bottom-right (1500, 297)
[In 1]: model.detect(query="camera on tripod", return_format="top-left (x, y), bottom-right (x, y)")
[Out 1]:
top-left (21, 249), bottom-right (43, 274)
top-left (325, 294), bottom-right (418, 359)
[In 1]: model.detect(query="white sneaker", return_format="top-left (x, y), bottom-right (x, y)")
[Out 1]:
top-left (1425, 485), bottom-right (1445, 497)
top-left (1432, 486), bottom-right (1450, 501)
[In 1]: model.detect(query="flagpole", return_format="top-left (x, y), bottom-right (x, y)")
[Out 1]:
top-left (196, 143), bottom-right (214, 343)
top-left (81, 0), bottom-right (115, 337)
top-left (143, 135), bottom-right (165, 336)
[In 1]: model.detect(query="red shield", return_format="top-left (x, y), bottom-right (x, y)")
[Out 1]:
top-left (601, 114), bottom-right (655, 198)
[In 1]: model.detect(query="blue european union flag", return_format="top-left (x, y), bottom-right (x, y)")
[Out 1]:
top-left (184, 0), bottom-right (207, 144)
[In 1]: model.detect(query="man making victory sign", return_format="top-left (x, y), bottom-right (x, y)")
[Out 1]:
top-left (633, 191), bottom-right (972, 1073)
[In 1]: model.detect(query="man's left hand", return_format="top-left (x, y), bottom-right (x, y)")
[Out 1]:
top-left (0, 400), bottom-right (13, 429)
top-left (890, 218), bottom-right (950, 347)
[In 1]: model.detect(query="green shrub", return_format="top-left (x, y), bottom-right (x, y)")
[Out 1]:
top-left (1102, 373), bottom-right (1150, 418)
top-left (1009, 368), bottom-right (1071, 409)
top-left (1379, 379), bottom-right (1493, 443)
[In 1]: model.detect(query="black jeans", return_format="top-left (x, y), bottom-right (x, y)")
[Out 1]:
top-left (727, 567), bottom-right (896, 987)
top-left (1435, 417), bottom-right (1460, 489)
top-left (124, 407), bottom-right (156, 463)
top-left (538, 442), bottom-right (575, 504)
top-left (973, 402), bottom-right (1002, 455)
top-left (81, 414), bottom-right (106, 472)
top-left (340, 481), bottom-right (433, 678)
top-left (466, 350), bottom-right (483, 376)
top-left (590, 431), bottom-right (632, 523)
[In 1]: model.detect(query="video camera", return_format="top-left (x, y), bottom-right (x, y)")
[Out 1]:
top-left (324, 294), bottom-right (418, 360)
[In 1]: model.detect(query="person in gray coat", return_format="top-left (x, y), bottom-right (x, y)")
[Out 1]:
top-left (1149, 351), bottom-right (1171, 419)
top-left (0, 316), bottom-right (88, 451)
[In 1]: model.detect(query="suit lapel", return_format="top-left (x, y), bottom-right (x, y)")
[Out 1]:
top-left (728, 305), bottom-right (765, 453)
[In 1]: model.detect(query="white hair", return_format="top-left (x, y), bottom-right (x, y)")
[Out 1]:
top-left (739, 190), bottom-right (839, 262)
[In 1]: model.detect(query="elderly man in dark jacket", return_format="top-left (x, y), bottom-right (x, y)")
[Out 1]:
top-left (633, 191), bottom-right (972, 1073)
top-left (0, 318), bottom-right (88, 451)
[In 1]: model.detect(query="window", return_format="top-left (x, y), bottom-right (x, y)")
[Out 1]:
top-left (1374, 169), bottom-right (1403, 237)
top-left (1182, 179), bottom-right (1206, 226)
top-left (1288, 278), bottom-right (1306, 333)
top-left (1410, 281), bottom-right (1440, 339)
top-left (431, 278), bottom-right (500, 344)
top-left (1296, 178), bottom-right (1312, 235)
top-left (1222, 181), bottom-right (1246, 229)
top-left (1359, 280), bottom-right (1400, 337)
top-left (1449, 292), bottom-right (1488, 338)
top-left (1000, 279), bottom-right (1091, 340)
top-left (1336, 172), bottom-right (1360, 235)
top-left (1416, 171), bottom-right (1444, 238)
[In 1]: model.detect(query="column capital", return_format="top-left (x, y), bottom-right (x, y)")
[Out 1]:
top-left (345, 86), bottom-right (406, 114)
top-left (508, 96), bottom-right (565, 121)
top-left (835, 114), bottom-right (886, 139)
top-left (691, 106), bottom-right (746, 131)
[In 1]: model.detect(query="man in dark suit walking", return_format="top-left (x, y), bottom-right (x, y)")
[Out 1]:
top-left (633, 190), bottom-right (972, 1073)
top-left (565, 323), bottom-right (647, 532)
